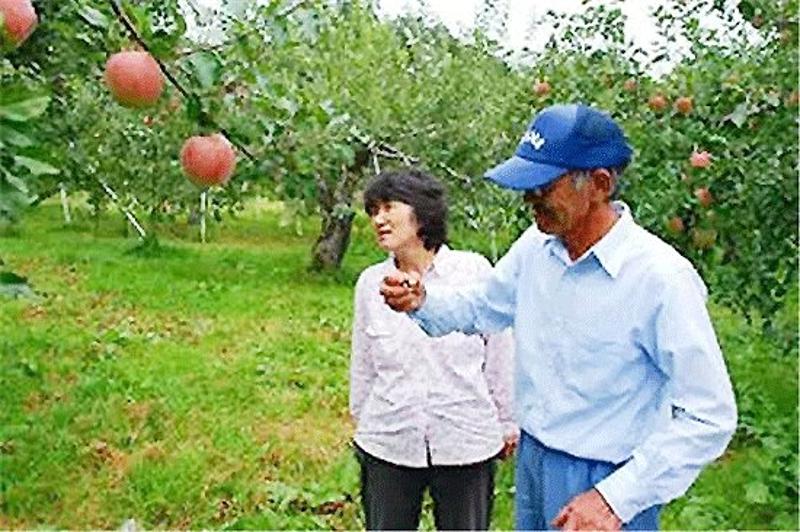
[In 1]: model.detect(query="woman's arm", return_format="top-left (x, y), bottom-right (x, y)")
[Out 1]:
top-left (349, 272), bottom-right (378, 423)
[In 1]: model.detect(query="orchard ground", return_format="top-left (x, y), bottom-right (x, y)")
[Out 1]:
top-left (1, 200), bottom-right (796, 529)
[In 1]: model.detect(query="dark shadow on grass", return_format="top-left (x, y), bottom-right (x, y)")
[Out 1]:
top-left (125, 235), bottom-right (190, 259)
top-left (0, 225), bottom-right (23, 238)
top-left (48, 222), bottom-right (96, 234)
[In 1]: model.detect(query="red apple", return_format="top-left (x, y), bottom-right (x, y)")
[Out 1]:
top-left (648, 93), bottom-right (668, 112)
top-left (623, 78), bottom-right (638, 92)
top-left (180, 134), bottom-right (237, 187)
top-left (694, 187), bottom-right (714, 207)
top-left (667, 216), bottom-right (685, 234)
top-left (675, 96), bottom-right (693, 115)
top-left (0, 0), bottom-right (37, 48)
top-left (690, 151), bottom-right (712, 169)
top-left (105, 51), bottom-right (165, 108)
top-left (533, 80), bottom-right (551, 97)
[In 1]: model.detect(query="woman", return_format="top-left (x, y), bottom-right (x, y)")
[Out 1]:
top-left (350, 168), bottom-right (517, 530)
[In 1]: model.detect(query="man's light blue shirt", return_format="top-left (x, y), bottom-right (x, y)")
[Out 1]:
top-left (412, 202), bottom-right (737, 523)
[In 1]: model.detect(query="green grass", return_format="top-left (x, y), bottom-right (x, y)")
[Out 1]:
top-left (1, 204), bottom-right (797, 529)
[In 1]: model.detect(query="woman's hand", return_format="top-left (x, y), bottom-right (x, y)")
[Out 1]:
top-left (500, 431), bottom-right (519, 459)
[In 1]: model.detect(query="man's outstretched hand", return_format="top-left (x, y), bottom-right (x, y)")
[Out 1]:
top-left (379, 271), bottom-right (425, 312)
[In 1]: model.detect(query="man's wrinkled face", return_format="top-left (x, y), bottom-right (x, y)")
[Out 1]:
top-left (523, 171), bottom-right (595, 237)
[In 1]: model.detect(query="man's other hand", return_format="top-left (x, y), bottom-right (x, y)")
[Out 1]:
top-left (552, 488), bottom-right (622, 531)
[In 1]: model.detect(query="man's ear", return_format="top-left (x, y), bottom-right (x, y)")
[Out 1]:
top-left (590, 168), bottom-right (614, 201)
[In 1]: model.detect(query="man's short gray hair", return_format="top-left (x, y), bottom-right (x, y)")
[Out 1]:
top-left (570, 168), bottom-right (623, 198)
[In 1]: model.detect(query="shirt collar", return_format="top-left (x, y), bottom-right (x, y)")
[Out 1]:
top-left (543, 201), bottom-right (633, 278)
top-left (429, 244), bottom-right (453, 277)
top-left (590, 201), bottom-right (633, 278)
top-left (384, 244), bottom-right (452, 277)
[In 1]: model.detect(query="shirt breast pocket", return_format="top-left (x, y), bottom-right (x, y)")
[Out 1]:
top-left (364, 324), bottom-right (405, 371)
top-left (559, 319), bottom-right (642, 400)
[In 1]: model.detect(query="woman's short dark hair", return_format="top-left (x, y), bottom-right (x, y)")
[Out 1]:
top-left (363, 168), bottom-right (448, 252)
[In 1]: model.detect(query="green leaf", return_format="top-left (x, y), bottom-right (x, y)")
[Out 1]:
top-left (125, 4), bottom-right (152, 39)
top-left (4, 174), bottom-right (29, 195)
top-left (0, 123), bottom-right (33, 147)
top-left (723, 103), bottom-right (749, 128)
top-left (185, 94), bottom-right (203, 123)
top-left (0, 95), bottom-right (51, 122)
top-left (277, 97), bottom-right (298, 117)
top-left (0, 179), bottom-right (30, 223)
top-left (190, 52), bottom-right (221, 89)
top-left (737, 0), bottom-right (756, 21)
top-left (13, 156), bottom-right (60, 176)
top-left (78, 6), bottom-right (109, 29)
top-left (319, 100), bottom-right (336, 116)
top-left (744, 481), bottom-right (770, 505)
top-left (764, 92), bottom-right (781, 107)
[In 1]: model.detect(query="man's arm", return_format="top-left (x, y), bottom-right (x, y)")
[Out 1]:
top-left (592, 268), bottom-right (737, 523)
top-left (381, 228), bottom-right (537, 336)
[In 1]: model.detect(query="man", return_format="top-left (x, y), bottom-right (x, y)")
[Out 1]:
top-left (379, 104), bottom-right (737, 530)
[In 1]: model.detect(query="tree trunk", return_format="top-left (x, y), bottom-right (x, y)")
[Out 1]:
top-left (311, 208), bottom-right (355, 271)
top-left (310, 147), bottom-right (370, 271)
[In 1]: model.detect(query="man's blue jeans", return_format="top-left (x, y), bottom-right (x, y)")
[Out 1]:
top-left (515, 431), bottom-right (661, 530)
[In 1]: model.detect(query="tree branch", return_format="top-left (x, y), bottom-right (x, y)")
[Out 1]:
top-left (348, 125), bottom-right (419, 168)
top-left (108, 0), bottom-right (256, 162)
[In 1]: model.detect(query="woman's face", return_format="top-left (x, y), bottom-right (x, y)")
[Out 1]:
top-left (368, 200), bottom-right (424, 253)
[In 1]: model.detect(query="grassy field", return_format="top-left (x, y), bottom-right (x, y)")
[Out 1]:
top-left (1, 203), bottom-right (797, 529)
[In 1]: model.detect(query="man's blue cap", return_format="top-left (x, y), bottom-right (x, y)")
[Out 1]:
top-left (485, 104), bottom-right (633, 191)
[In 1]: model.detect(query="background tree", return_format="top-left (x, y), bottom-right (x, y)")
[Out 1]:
top-left (4, 0), bottom-right (796, 327)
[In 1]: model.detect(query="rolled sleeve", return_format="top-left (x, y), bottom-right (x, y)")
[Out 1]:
top-left (409, 229), bottom-right (533, 337)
